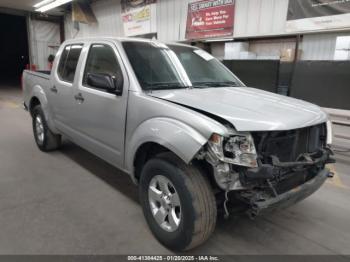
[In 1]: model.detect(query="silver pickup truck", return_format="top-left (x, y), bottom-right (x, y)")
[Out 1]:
top-left (23, 37), bottom-right (334, 251)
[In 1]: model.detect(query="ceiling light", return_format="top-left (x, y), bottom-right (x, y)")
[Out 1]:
top-left (33, 0), bottom-right (55, 8)
top-left (35, 0), bottom-right (73, 12)
top-left (204, 38), bottom-right (234, 42)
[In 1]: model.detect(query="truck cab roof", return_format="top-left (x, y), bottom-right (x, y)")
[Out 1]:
top-left (62, 36), bottom-right (192, 48)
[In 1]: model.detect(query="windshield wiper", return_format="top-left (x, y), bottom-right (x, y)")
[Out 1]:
top-left (191, 81), bottom-right (239, 88)
top-left (143, 82), bottom-right (189, 91)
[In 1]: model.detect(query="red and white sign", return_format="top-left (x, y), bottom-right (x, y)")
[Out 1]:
top-left (186, 0), bottom-right (235, 40)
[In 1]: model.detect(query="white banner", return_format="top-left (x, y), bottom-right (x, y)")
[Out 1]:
top-left (121, 0), bottom-right (157, 37)
top-left (286, 0), bottom-right (350, 33)
top-left (286, 13), bottom-right (350, 32)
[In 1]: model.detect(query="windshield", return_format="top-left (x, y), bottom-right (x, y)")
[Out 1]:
top-left (122, 41), bottom-right (243, 90)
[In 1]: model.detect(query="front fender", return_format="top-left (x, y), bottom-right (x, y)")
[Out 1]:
top-left (125, 117), bottom-right (209, 174)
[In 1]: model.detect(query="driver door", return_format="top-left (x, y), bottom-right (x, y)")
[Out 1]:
top-left (70, 42), bottom-right (129, 168)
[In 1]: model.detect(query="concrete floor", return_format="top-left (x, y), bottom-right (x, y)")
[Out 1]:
top-left (1, 85), bottom-right (350, 255)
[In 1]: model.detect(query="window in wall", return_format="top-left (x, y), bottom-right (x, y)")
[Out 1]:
top-left (334, 36), bottom-right (350, 60)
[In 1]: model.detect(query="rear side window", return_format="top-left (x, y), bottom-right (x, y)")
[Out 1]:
top-left (57, 45), bottom-right (70, 79)
top-left (57, 44), bottom-right (83, 83)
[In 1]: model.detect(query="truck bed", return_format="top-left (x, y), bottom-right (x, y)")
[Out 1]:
top-left (22, 70), bottom-right (52, 110)
top-left (25, 70), bottom-right (51, 78)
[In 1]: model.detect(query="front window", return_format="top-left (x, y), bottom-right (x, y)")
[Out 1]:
top-left (83, 44), bottom-right (123, 91)
top-left (122, 41), bottom-right (242, 90)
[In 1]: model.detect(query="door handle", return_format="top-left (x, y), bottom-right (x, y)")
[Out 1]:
top-left (74, 93), bottom-right (85, 103)
top-left (50, 86), bottom-right (58, 93)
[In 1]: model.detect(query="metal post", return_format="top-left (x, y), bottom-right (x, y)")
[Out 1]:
top-left (289, 34), bottom-right (301, 96)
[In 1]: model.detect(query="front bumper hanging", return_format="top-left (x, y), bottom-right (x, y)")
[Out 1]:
top-left (247, 168), bottom-right (330, 218)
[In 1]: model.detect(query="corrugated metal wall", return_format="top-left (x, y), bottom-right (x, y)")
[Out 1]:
top-left (163, 0), bottom-right (291, 39)
top-left (157, 0), bottom-right (190, 41)
top-left (65, 0), bottom-right (123, 39)
top-left (64, 0), bottom-right (290, 41)
top-left (29, 18), bottom-right (61, 70)
top-left (63, 0), bottom-right (350, 61)
top-left (301, 32), bottom-right (350, 60)
top-left (64, 0), bottom-right (191, 40)
top-left (234, 0), bottom-right (289, 38)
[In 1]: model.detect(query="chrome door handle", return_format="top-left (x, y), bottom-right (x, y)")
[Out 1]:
top-left (50, 86), bottom-right (58, 93)
top-left (74, 93), bottom-right (85, 102)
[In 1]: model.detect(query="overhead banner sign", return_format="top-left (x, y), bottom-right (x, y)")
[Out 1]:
top-left (286, 0), bottom-right (350, 32)
top-left (186, 0), bottom-right (235, 40)
top-left (121, 0), bottom-right (157, 37)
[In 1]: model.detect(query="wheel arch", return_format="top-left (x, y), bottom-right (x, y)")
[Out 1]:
top-left (29, 96), bottom-right (41, 116)
top-left (126, 117), bottom-right (209, 182)
top-left (133, 142), bottom-right (170, 182)
top-left (28, 86), bottom-right (59, 134)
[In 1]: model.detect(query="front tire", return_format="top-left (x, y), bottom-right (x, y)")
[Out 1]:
top-left (32, 105), bottom-right (61, 152)
top-left (139, 153), bottom-right (217, 251)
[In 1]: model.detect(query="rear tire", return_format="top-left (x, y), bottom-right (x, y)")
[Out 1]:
top-left (32, 105), bottom-right (61, 152)
top-left (139, 152), bottom-right (217, 251)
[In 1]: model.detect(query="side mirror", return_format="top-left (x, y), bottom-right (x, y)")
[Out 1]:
top-left (87, 73), bottom-right (123, 96)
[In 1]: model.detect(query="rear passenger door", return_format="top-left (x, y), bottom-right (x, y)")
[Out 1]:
top-left (70, 42), bottom-right (129, 168)
top-left (50, 44), bottom-right (83, 134)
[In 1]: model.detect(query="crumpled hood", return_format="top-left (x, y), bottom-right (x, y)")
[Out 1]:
top-left (149, 87), bottom-right (328, 131)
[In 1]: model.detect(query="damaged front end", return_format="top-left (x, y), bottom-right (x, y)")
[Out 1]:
top-left (198, 122), bottom-right (335, 218)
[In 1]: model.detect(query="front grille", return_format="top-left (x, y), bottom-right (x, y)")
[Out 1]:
top-left (252, 123), bottom-right (327, 164)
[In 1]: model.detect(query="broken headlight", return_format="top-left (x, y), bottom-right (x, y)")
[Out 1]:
top-left (208, 133), bottom-right (258, 168)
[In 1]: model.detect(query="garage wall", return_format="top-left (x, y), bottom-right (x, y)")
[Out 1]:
top-left (301, 32), bottom-right (350, 60)
top-left (63, 0), bottom-right (350, 62)
top-left (157, 0), bottom-right (190, 41)
top-left (64, 0), bottom-right (123, 39)
top-left (29, 18), bottom-right (61, 70)
top-left (249, 38), bottom-right (296, 60)
top-left (234, 0), bottom-right (289, 38)
top-left (64, 0), bottom-right (290, 41)
top-left (64, 0), bottom-right (192, 41)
